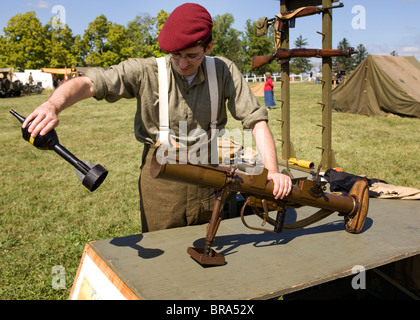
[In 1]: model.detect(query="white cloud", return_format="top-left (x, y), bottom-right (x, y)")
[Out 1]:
top-left (401, 46), bottom-right (420, 53)
top-left (25, 1), bottom-right (51, 9)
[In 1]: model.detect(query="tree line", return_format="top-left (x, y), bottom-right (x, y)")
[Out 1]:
top-left (0, 10), bottom-right (367, 75)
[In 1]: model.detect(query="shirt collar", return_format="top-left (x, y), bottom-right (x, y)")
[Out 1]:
top-left (170, 60), bottom-right (206, 87)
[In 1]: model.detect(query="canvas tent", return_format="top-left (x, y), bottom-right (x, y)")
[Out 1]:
top-left (250, 82), bottom-right (264, 97)
top-left (42, 68), bottom-right (78, 76)
top-left (332, 55), bottom-right (420, 118)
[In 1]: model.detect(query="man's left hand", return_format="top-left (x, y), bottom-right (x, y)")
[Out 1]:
top-left (267, 172), bottom-right (292, 199)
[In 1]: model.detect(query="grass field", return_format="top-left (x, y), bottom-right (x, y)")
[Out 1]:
top-left (1, 82), bottom-right (419, 299)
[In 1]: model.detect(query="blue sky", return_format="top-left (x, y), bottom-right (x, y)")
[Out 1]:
top-left (1, 0), bottom-right (420, 64)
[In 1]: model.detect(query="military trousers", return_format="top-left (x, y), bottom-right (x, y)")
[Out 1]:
top-left (139, 144), bottom-right (215, 233)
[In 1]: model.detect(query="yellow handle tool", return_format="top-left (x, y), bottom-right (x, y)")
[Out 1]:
top-left (288, 158), bottom-right (314, 169)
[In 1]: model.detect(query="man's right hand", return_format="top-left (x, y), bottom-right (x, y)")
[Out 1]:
top-left (22, 76), bottom-right (95, 138)
top-left (22, 101), bottom-right (60, 138)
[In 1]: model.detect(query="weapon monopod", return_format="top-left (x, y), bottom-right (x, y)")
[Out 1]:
top-left (10, 109), bottom-right (108, 192)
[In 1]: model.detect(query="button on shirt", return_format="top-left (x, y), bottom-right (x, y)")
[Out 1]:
top-left (85, 55), bottom-right (268, 145)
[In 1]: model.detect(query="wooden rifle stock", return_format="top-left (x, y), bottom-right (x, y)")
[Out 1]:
top-left (150, 153), bottom-right (369, 266)
top-left (251, 53), bottom-right (277, 71)
top-left (252, 47), bottom-right (357, 70)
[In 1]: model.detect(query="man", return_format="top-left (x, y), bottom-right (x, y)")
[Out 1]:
top-left (22, 3), bottom-right (291, 232)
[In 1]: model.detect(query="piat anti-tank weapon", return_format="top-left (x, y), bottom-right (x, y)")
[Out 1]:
top-left (150, 153), bottom-right (369, 266)
top-left (10, 109), bottom-right (108, 192)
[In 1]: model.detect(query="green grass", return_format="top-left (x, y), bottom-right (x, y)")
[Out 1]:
top-left (1, 83), bottom-right (419, 299)
top-left (1, 92), bottom-right (141, 299)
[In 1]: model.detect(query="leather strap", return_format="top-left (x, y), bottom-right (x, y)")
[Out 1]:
top-left (276, 6), bottom-right (307, 20)
top-left (283, 208), bottom-right (335, 230)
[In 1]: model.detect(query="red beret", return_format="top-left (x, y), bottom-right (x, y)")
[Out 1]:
top-left (158, 3), bottom-right (213, 52)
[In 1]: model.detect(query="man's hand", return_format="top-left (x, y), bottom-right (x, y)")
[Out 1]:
top-left (268, 171), bottom-right (292, 199)
top-left (22, 102), bottom-right (60, 138)
top-left (251, 120), bottom-right (292, 199)
top-left (22, 76), bottom-right (95, 138)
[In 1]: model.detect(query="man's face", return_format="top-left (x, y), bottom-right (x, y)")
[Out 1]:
top-left (170, 42), bottom-right (213, 77)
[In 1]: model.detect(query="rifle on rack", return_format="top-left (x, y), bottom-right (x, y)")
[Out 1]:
top-left (251, 47), bottom-right (357, 70)
top-left (150, 153), bottom-right (369, 266)
top-left (255, 3), bottom-right (344, 51)
top-left (277, 2), bottom-right (344, 33)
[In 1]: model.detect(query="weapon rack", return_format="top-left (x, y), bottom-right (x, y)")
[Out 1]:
top-left (279, 0), bottom-right (338, 170)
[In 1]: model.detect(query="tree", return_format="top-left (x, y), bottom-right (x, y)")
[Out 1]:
top-left (334, 37), bottom-right (356, 71)
top-left (0, 35), bottom-right (7, 67)
top-left (82, 15), bottom-right (134, 67)
top-left (354, 43), bottom-right (368, 65)
top-left (127, 14), bottom-right (156, 58)
top-left (126, 10), bottom-right (168, 59)
top-left (241, 19), bottom-right (276, 75)
top-left (81, 14), bottom-right (109, 66)
top-left (73, 35), bottom-right (86, 67)
top-left (107, 23), bottom-right (134, 62)
top-left (150, 10), bottom-right (169, 57)
top-left (211, 13), bottom-right (243, 69)
top-left (1, 12), bottom-right (49, 70)
top-left (290, 34), bottom-right (312, 74)
top-left (45, 18), bottom-right (79, 68)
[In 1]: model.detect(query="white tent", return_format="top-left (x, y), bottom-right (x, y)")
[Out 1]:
top-left (13, 69), bottom-right (53, 90)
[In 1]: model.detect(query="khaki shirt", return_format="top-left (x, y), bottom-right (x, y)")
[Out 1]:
top-left (86, 55), bottom-right (268, 145)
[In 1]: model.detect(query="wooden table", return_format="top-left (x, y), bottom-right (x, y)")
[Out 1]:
top-left (69, 197), bottom-right (419, 300)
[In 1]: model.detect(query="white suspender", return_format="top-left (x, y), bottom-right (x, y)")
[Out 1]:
top-left (157, 57), bottom-right (170, 147)
top-left (205, 57), bottom-right (218, 130)
top-left (156, 56), bottom-right (218, 147)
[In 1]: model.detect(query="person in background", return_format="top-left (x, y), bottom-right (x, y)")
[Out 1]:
top-left (315, 71), bottom-right (321, 84)
top-left (264, 72), bottom-right (276, 110)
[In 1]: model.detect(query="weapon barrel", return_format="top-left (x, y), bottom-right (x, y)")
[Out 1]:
top-left (150, 156), bottom-right (356, 214)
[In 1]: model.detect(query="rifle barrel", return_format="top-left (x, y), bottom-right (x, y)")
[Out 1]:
top-left (281, 3), bottom-right (344, 19)
top-left (276, 48), bottom-right (354, 59)
top-left (252, 48), bottom-right (356, 70)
